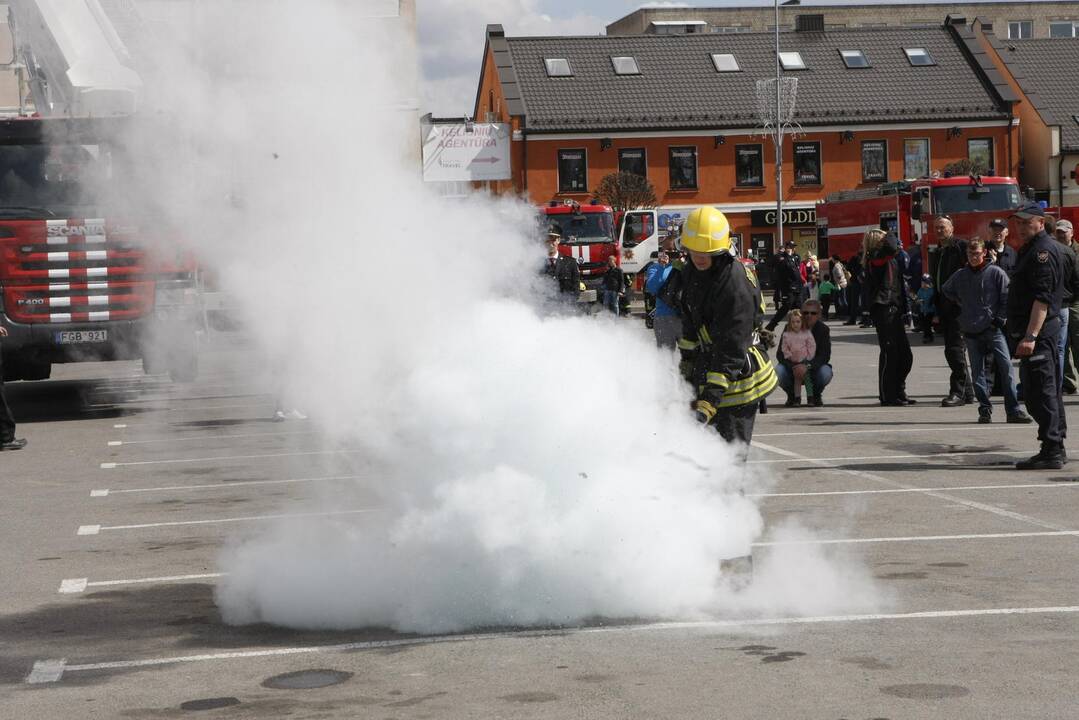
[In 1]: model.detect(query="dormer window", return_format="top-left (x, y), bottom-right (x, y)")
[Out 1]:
top-left (779, 51), bottom-right (806, 70)
top-left (904, 47), bottom-right (935, 66)
top-left (544, 58), bottom-right (573, 77)
top-left (611, 56), bottom-right (640, 75)
top-left (840, 49), bottom-right (870, 68)
top-left (711, 53), bottom-right (740, 72)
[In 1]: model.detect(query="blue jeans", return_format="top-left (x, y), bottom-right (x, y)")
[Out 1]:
top-left (1057, 308), bottom-right (1069, 392)
top-left (775, 363), bottom-right (833, 397)
top-left (603, 290), bottom-right (620, 315)
top-left (964, 328), bottom-right (1021, 417)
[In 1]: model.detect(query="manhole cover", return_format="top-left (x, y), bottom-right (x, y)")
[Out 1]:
top-left (262, 669), bottom-right (353, 690)
top-left (180, 697), bottom-right (241, 711)
top-left (880, 683), bottom-right (970, 700)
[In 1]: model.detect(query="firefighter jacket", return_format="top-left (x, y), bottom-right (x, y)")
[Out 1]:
top-left (677, 254), bottom-right (777, 409)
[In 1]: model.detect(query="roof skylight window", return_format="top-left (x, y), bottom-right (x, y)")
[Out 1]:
top-left (544, 58), bottom-right (573, 77)
top-left (779, 51), bottom-right (806, 70)
top-left (611, 56), bottom-right (640, 75)
top-left (711, 53), bottom-right (740, 72)
top-left (904, 47), bottom-right (935, 66)
top-left (840, 49), bottom-right (870, 68)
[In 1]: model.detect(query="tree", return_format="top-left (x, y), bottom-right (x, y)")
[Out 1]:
top-left (941, 158), bottom-right (989, 177)
top-left (594, 171), bottom-right (658, 213)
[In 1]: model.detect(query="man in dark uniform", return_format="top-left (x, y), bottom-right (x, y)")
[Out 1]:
top-left (678, 207), bottom-right (778, 451)
top-left (543, 228), bottom-right (581, 297)
top-left (0, 327), bottom-right (27, 451)
top-left (1007, 202), bottom-right (1068, 469)
top-left (931, 215), bottom-right (975, 406)
top-left (765, 241), bottom-right (804, 331)
top-left (864, 230), bottom-right (914, 406)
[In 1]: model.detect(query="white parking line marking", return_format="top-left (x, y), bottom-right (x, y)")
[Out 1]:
top-left (90, 474), bottom-right (362, 497)
top-left (26, 605), bottom-right (1079, 684)
top-left (99, 448), bottom-right (362, 468)
top-left (753, 482), bottom-right (1079, 498)
top-left (756, 425), bottom-right (990, 438)
top-left (753, 441), bottom-right (1068, 531)
top-left (754, 530), bottom-right (1079, 546)
top-left (59, 573), bottom-right (224, 594)
top-left (27, 659), bottom-right (67, 684)
top-left (58, 578), bottom-right (88, 594)
top-left (109, 429), bottom-right (318, 446)
top-left (748, 449), bottom-right (1029, 464)
top-left (79, 508), bottom-right (381, 534)
top-left (113, 424), bottom-right (127, 429)
top-left (108, 441), bottom-right (122, 446)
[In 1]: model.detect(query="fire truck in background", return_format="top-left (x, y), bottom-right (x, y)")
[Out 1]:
top-left (816, 174), bottom-right (1026, 265)
top-left (0, 0), bottom-right (201, 382)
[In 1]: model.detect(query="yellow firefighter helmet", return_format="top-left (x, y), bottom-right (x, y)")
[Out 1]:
top-left (681, 206), bottom-right (732, 254)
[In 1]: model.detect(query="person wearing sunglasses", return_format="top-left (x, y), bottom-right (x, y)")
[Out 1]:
top-left (774, 299), bottom-right (833, 407)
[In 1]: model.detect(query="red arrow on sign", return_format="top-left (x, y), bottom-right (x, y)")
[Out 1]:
top-left (470, 157), bottom-right (500, 164)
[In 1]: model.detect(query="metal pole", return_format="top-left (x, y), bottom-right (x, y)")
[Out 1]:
top-left (774, 0), bottom-right (784, 253)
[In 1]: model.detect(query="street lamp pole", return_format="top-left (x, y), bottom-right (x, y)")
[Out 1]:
top-left (774, 0), bottom-right (799, 254)
top-left (774, 0), bottom-right (783, 253)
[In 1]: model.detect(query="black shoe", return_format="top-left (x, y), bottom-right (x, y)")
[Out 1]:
top-left (898, 396), bottom-right (917, 405)
top-left (0, 437), bottom-right (26, 451)
top-left (1016, 448), bottom-right (1064, 470)
top-left (978, 411), bottom-right (992, 424)
top-left (808, 395), bottom-right (823, 407)
top-left (784, 395), bottom-right (801, 407)
top-left (941, 394), bottom-right (967, 407)
top-left (1006, 412), bottom-right (1034, 424)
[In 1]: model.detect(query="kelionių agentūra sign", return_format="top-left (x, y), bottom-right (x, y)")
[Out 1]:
top-left (750, 208), bottom-right (817, 227)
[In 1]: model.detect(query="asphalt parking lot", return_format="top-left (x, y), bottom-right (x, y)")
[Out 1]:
top-left (3, 321), bottom-right (1079, 719)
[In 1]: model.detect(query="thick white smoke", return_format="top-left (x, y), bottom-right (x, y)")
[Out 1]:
top-left (119, 1), bottom-right (877, 633)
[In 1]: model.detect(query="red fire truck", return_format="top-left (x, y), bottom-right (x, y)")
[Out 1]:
top-left (817, 175), bottom-right (1026, 264)
top-left (0, 116), bottom-right (201, 382)
top-left (541, 200), bottom-right (619, 297)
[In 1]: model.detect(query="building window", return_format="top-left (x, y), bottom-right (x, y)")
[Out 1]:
top-left (544, 58), bottom-right (573, 77)
top-left (711, 53), bottom-right (740, 72)
top-left (1050, 21), bottom-right (1079, 38)
top-left (669, 146), bottom-right (698, 190)
top-left (618, 148), bottom-right (647, 178)
top-left (840, 49), bottom-right (870, 68)
top-left (968, 138), bottom-right (994, 172)
top-left (1008, 20), bottom-right (1033, 39)
top-left (861, 140), bottom-right (888, 182)
top-left (793, 141), bottom-right (821, 185)
top-left (611, 56), bottom-right (640, 75)
top-left (712, 25), bottom-right (751, 33)
top-left (903, 138), bottom-right (930, 179)
top-left (779, 51), bottom-right (806, 70)
top-left (735, 144), bottom-right (764, 187)
top-left (904, 48), bottom-right (935, 66)
top-left (557, 149), bottom-right (587, 192)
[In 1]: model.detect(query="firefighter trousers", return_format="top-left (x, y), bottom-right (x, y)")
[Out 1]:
top-left (713, 402), bottom-right (758, 457)
top-left (871, 303), bottom-right (913, 404)
top-left (0, 352), bottom-right (14, 442)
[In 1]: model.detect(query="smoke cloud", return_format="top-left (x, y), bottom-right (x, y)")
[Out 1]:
top-left (115, 1), bottom-right (877, 634)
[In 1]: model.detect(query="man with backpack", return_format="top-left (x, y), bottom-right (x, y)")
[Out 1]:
top-left (645, 250), bottom-right (682, 347)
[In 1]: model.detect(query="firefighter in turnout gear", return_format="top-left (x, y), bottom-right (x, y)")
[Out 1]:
top-left (678, 207), bottom-right (778, 451)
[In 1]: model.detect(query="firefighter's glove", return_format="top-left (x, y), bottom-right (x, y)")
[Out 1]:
top-left (693, 399), bottom-right (718, 425)
top-left (758, 326), bottom-right (776, 349)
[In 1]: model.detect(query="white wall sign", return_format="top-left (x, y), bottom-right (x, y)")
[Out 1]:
top-left (422, 123), bottom-right (511, 182)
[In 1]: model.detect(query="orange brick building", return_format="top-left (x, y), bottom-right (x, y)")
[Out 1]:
top-left (473, 15), bottom-right (1018, 261)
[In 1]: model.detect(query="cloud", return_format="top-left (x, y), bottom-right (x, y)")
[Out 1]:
top-left (416, 0), bottom-right (606, 116)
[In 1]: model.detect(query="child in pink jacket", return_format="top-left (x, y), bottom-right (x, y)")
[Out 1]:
top-left (780, 309), bottom-right (817, 406)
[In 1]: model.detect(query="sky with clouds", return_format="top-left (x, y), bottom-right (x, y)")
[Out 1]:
top-left (414, 0), bottom-right (1034, 116)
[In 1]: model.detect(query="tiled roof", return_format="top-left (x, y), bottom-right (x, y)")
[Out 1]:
top-left (992, 37), bottom-right (1079, 150)
top-left (500, 24), bottom-right (1011, 133)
